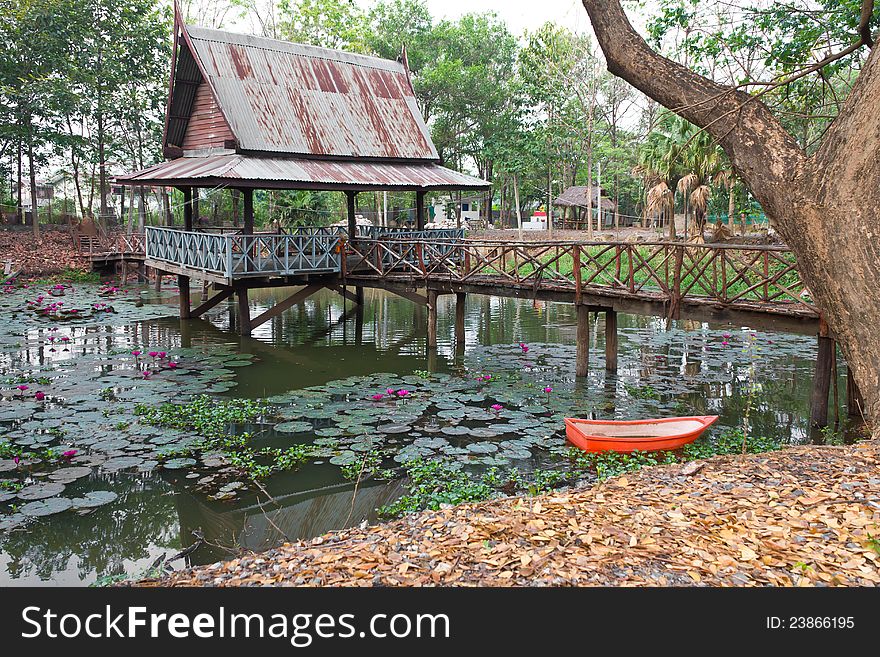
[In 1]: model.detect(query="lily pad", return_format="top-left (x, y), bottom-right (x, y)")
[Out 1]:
top-left (20, 497), bottom-right (74, 517)
top-left (70, 490), bottom-right (118, 508)
top-left (17, 481), bottom-right (66, 500)
top-left (162, 457), bottom-right (197, 470)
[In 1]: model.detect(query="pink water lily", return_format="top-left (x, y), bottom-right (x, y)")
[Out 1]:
top-left (158, 351), bottom-right (167, 359)
top-left (61, 450), bottom-right (77, 460)
top-left (148, 351), bottom-right (158, 358)
top-left (543, 386), bottom-right (553, 394)
top-left (131, 350), bottom-right (142, 357)
top-left (13, 456), bottom-right (19, 465)
top-left (396, 389), bottom-right (410, 398)
top-left (141, 370), bottom-right (152, 379)
top-left (386, 388), bottom-right (395, 395)
top-left (490, 403), bottom-right (503, 411)
top-left (722, 341), bottom-right (730, 347)
top-left (521, 344), bottom-right (529, 353)
top-left (371, 393), bottom-right (384, 401)
top-left (167, 361), bottom-right (179, 369)
top-left (16, 384), bottom-right (28, 393)
top-left (34, 391), bottom-right (45, 401)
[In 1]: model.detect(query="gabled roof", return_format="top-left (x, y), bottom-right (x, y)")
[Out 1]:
top-left (554, 185), bottom-right (616, 210)
top-left (166, 23), bottom-right (438, 162)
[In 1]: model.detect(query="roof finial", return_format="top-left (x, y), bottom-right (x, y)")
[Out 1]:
top-left (400, 42), bottom-right (414, 94)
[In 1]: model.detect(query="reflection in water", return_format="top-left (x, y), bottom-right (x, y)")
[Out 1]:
top-left (1, 286), bottom-right (839, 585)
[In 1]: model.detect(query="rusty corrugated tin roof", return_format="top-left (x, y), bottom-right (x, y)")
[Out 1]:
top-left (183, 25), bottom-right (438, 161)
top-left (116, 154), bottom-right (490, 190)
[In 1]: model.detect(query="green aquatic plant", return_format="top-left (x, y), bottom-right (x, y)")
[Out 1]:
top-left (623, 382), bottom-right (659, 400)
top-left (378, 459), bottom-right (494, 518)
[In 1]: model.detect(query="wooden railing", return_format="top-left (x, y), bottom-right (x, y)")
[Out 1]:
top-left (144, 227), bottom-right (343, 278)
top-left (344, 239), bottom-right (817, 317)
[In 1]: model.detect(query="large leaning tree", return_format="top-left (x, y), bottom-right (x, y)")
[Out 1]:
top-left (582, 1), bottom-right (880, 420)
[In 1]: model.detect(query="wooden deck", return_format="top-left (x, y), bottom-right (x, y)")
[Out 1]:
top-left (140, 226), bottom-right (819, 331)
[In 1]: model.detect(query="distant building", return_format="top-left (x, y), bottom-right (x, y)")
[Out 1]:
top-left (553, 185), bottom-right (622, 229)
top-left (429, 196), bottom-right (481, 226)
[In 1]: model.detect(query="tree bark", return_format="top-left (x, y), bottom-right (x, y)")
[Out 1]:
top-left (26, 118), bottom-right (39, 238)
top-left (582, 0), bottom-right (880, 418)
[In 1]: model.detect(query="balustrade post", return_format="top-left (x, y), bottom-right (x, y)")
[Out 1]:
top-left (427, 289), bottom-right (438, 349)
top-left (809, 316), bottom-right (834, 435)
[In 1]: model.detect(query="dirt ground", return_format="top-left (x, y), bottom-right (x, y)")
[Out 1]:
top-left (139, 440), bottom-right (880, 587)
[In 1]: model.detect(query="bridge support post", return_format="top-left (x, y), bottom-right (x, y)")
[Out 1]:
top-left (576, 304), bottom-right (590, 377)
top-left (177, 274), bottom-right (191, 319)
top-left (605, 309), bottom-right (618, 373)
top-left (237, 287), bottom-right (252, 337)
top-left (427, 289), bottom-right (438, 349)
top-left (809, 317), bottom-right (833, 432)
top-left (847, 367), bottom-right (865, 421)
top-left (455, 292), bottom-right (466, 350)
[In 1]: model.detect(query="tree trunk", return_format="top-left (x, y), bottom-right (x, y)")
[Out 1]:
top-left (15, 137), bottom-right (23, 225)
top-left (582, 0), bottom-right (880, 419)
top-left (26, 119), bottom-right (39, 238)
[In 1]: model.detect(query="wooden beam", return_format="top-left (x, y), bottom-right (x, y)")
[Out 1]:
top-left (243, 188), bottom-right (254, 234)
top-left (236, 288), bottom-right (252, 336)
top-left (249, 284), bottom-right (324, 331)
top-left (182, 187), bottom-right (193, 231)
top-left (455, 292), bottom-right (466, 347)
top-left (190, 288), bottom-right (233, 318)
top-left (327, 284), bottom-right (360, 305)
top-left (427, 288), bottom-right (438, 349)
top-left (809, 317), bottom-right (833, 431)
top-left (178, 274), bottom-right (191, 319)
top-left (416, 190), bottom-right (426, 230)
top-left (605, 309), bottom-right (618, 373)
top-left (576, 304), bottom-right (590, 377)
top-left (346, 191), bottom-right (357, 238)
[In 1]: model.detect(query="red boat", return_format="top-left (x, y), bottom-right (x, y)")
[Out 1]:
top-left (564, 415), bottom-right (719, 453)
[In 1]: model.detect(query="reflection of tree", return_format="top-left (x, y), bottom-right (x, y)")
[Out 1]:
top-left (0, 475), bottom-right (180, 582)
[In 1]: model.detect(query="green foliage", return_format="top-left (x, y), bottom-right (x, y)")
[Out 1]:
top-left (31, 269), bottom-right (100, 285)
top-left (623, 382), bottom-right (659, 400)
top-left (378, 459), bottom-right (494, 518)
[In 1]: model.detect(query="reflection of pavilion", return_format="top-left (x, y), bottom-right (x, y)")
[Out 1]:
top-left (175, 478), bottom-right (405, 566)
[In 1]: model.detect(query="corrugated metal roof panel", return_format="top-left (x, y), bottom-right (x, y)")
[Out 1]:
top-left (184, 25), bottom-right (438, 161)
top-left (116, 155), bottom-right (490, 190)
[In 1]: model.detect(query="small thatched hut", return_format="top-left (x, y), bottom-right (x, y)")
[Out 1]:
top-left (553, 185), bottom-right (619, 230)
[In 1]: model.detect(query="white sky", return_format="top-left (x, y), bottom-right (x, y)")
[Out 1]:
top-left (408, 0), bottom-right (597, 36)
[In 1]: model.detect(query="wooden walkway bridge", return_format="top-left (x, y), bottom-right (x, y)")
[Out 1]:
top-left (102, 225), bottom-right (847, 434)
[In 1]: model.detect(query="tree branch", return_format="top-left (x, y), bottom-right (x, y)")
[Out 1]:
top-left (860, 0), bottom-right (875, 48)
top-left (581, 1), bottom-right (807, 223)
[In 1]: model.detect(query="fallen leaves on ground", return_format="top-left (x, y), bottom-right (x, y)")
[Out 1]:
top-left (0, 229), bottom-right (87, 275)
top-left (140, 441), bottom-right (880, 587)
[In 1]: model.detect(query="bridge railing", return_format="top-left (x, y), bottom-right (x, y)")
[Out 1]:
top-left (145, 227), bottom-right (343, 278)
top-left (344, 238), bottom-right (816, 315)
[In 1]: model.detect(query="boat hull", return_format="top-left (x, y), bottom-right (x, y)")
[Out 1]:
top-left (564, 416), bottom-right (719, 453)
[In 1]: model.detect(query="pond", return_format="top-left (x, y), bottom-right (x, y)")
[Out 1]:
top-left (0, 278), bottom-right (852, 585)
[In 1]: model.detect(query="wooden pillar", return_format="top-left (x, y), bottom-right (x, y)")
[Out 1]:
top-left (455, 292), bottom-right (466, 347)
top-left (427, 289), bottom-right (438, 349)
top-left (416, 190), bottom-right (426, 230)
top-left (154, 267), bottom-right (162, 292)
top-left (605, 309), bottom-right (618, 373)
top-left (177, 274), bottom-right (191, 319)
top-left (237, 287), bottom-right (252, 336)
top-left (346, 191), bottom-right (357, 238)
top-left (809, 317), bottom-right (833, 430)
top-left (575, 304), bottom-right (590, 377)
top-left (847, 367), bottom-right (865, 421)
top-left (182, 186), bottom-right (193, 230)
top-left (242, 189), bottom-right (254, 234)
